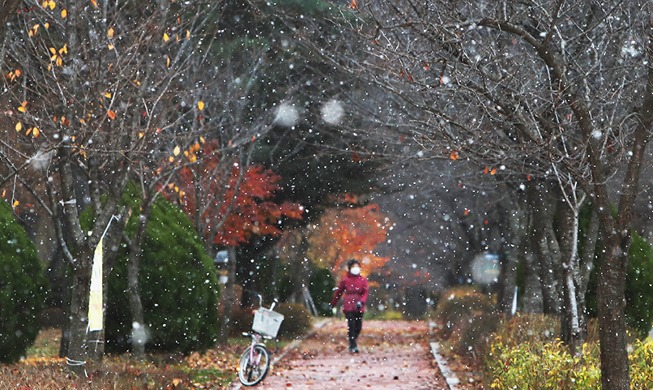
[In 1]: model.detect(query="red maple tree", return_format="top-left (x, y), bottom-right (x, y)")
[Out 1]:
top-left (163, 140), bottom-right (303, 247)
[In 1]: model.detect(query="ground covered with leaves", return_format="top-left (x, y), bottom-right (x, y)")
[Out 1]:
top-left (2, 328), bottom-right (244, 389)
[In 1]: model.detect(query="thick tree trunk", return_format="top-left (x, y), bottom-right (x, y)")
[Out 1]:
top-left (65, 247), bottom-right (94, 376)
top-left (597, 231), bottom-right (630, 389)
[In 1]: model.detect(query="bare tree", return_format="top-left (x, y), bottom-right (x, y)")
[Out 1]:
top-left (308, 1), bottom-right (652, 387)
top-left (0, 0), bottom-right (225, 372)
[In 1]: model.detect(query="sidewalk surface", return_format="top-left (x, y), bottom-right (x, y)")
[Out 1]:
top-left (233, 319), bottom-right (449, 389)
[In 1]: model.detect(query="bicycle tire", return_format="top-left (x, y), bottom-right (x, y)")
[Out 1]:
top-left (238, 344), bottom-right (271, 386)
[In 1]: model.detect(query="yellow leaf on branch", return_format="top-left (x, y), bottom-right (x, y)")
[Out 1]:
top-left (107, 27), bottom-right (115, 38)
top-left (90, 0), bottom-right (98, 8)
top-left (173, 145), bottom-right (181, 156)
top-left (15, 122), bottom-right (22, 131)
top-left (61, 8), bottom-right (67, 18)
top-left (17, 101), bottom-right (27, 113)
top-left (163, 32), bottom-right (170, 42)
top-left (107, 110), bottom-right (116, 120)
top-left (197, 101), bottom-right (205, 111)
top-left (104, 92), bottom-right (112, 99)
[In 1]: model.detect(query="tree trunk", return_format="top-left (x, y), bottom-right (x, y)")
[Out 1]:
top-left (558, 201), bottom-right (583, 356)
top-left (577, 206), bottom-right (599, 341)
top-left (65, 247), bottom-right (94, 376)
top-left (126, 200), bottom-right (154, 359)
top-left (597, 231), bottom-right (630, 389)
top-left (496, 191), bottom-right (527, 314)
top-left (521, 250), bottom-right (543, 313)
top-left (528, 181), bottom-right (561, 314)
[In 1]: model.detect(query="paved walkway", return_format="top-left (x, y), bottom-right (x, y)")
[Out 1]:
top-left (231, 319), bottom-right (449, 389)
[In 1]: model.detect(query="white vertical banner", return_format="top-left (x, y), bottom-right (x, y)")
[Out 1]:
top-left (88, 237), bottom-right (104, 332)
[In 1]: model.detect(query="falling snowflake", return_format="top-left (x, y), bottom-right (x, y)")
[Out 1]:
top-left (320, 99), bottom-right (344, 125)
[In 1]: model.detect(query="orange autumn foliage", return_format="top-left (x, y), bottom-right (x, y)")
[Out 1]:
top-left (307, 200), bottom-right (391, 277)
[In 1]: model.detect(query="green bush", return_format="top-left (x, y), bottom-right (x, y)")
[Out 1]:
top-left (0, 201), bottom-right (47, 363)
top-left (105, 194), bottom-right (219, 354)
top-left (626, 232), bottom-right (653, 337)
top-left (275, 303), bottom-right (312, 339)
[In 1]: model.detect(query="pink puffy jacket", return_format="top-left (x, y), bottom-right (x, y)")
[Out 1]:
top-left (330, 272), bottom-right (369, 313)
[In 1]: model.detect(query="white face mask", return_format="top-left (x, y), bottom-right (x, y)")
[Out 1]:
top-left (350, 266), bottom-right (361, 275)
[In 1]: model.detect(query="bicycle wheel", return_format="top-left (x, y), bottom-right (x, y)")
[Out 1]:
top-left (238, 344), bottom-right (271, 386)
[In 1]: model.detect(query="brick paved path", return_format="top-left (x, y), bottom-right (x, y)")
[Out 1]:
top-left (231, 319), bottom-right (448, 389)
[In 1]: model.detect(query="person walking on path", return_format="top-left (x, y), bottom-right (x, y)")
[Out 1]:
top-left (330, 259), bottom-right (368, 353)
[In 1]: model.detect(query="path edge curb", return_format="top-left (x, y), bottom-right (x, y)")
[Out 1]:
top-left (428, 320), bottom-right (460, 390)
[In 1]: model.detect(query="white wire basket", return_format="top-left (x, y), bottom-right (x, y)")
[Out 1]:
top-left (252, 308), bottom-right (285, 338)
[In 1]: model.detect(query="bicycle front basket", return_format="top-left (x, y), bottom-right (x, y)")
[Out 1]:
top-left (252, 308), bottom-right (285, 338)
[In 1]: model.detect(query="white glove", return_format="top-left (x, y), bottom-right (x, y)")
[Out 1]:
top-left (331, 307), bottom-right (337, 315)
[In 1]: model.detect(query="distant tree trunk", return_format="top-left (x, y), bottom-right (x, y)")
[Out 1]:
top-left (528, 181), bottom-right (561, 314)
top-left (521, 250), bottom-right (543, 313)
top-left (578, 207), bottom-right (599, 339)
top-left (497, 191), bottom-right (528, 314)
top-left (218, 246), bottom-right (237, 342)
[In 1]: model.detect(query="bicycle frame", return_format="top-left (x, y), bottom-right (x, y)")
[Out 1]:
top-left (238, 295), bottom-right (280, 386)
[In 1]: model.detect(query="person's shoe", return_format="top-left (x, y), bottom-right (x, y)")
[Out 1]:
top-left (349, 346), bottom-right (359, 353)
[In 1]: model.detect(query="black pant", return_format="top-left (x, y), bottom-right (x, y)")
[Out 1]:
top-left (345, 311), bottom-right (363, 346)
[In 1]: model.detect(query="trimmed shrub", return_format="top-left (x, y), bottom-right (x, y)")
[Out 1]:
top-left (0, 201), bottom-right (47, 363)
top-left (105, 194), bottom-right (219, 354)
top-left (275, 303), bottom-right (312, 339)
top-left (454, 312), bottom-right (502, 358)
top-left (435, 287), bottom-right (494, 336)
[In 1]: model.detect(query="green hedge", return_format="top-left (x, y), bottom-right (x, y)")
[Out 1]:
top-left (0, 201), bottom-right (47, 363)
top-left (105, 193), bottom-right (219, 354)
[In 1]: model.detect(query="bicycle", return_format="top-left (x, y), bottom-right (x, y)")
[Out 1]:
top-left (238, 296), bottom-right (284, 386)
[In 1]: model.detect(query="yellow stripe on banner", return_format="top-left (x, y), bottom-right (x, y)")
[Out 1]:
top-left (88, 238), bottom-right (103, 332)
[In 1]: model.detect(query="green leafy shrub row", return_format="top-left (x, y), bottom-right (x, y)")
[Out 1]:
top-left (485, 336), bottom-right (653, 389)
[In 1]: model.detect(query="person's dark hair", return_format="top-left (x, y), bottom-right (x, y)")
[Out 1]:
top-left (347, 259), bottom-right (360, 270)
